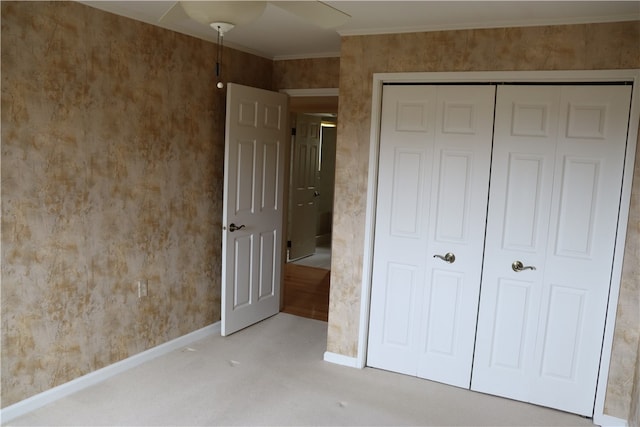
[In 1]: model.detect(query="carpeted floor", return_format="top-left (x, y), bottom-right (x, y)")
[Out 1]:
top-left (290, 245), bottom-right (331, 270)
top-left (7, 313), bottom-right (594, 426)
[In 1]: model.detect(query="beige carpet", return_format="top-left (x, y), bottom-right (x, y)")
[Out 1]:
top-left (290, 246), bottom-right (331, 270)
top-left (8, 313), bottom-right (594, 426)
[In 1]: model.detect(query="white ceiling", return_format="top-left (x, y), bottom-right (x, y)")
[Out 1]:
top-left (80, 1), bottom-right (640, 60)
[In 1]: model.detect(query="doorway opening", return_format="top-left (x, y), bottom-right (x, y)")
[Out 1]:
top-left (282, 93), bottom-right (338, 322)
top-left (287, 113), bottom-right (336, 269)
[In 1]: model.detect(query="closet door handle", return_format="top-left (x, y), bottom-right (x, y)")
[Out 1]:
top-left (433, 252), bottom-right (456, 263)
top-left (512, 260), bottom-right (536, 272)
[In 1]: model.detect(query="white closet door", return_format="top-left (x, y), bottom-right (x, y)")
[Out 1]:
top-left (368, 85), bottom-right (495, 387)
top-left (472, 85), bottom-right (632, 415)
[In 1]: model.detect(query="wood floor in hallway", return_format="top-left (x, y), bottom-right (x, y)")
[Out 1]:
top-left (282, 263), bottom-right (330, 321)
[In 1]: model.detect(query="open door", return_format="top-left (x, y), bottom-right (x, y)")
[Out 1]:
top-left (221, 83), bottom-right (288, 336)
top-left (289, 113), bottom-right (322, 260)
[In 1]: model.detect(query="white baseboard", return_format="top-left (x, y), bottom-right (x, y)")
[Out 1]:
top-left (323, 351), bottom-right (360, 368)
top-left (315, 233), bottom-right (331, 246)
top-left (1, 322), bottom-right (220, 424)
top-left (594, 413), bottom-right (627, 427)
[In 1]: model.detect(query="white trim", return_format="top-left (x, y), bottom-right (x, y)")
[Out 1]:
top-left (336, 15), bottom-right (639, 37)
top-left (356, 75), bottom-right (385, 371)
top-left (594, 71), bottom-right (640, 426)
top-left (273, 52), bottom-right (341, 61)
top-left (594, 414), bottom-right (628, 427)
top-left (368, 70), bottom-right (638, 84)
top-left (280, 88), bottom-right (339, 97)
top-left (1, 322), bottom-right (221, 424)
top-left (358, 69), bottom-right (640, 422)
top-left (323, 351), bottom-right (360, 368)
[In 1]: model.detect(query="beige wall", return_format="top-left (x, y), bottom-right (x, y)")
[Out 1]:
top-left (617, 132), bottom-right (640, 421)
top-left (1, 1), bottom-right (273, 407)
top-left (632, 337), bottom-right (640, 426)
top-left (273, 57), bottom-right (340, 89)
top-left (328, 21), bottom-right (640, 420)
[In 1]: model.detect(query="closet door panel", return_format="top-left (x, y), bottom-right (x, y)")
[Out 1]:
top-left (473, 85), bottom-right (632, 416)
top-left (369, 85), bottom-right (495, 388)
top-left (491, 278), bottom-right (534, 370)
top-left (382, 263), bottom-right (419, 347)
top-left (501, 154), bottom-right (546, 251)
top-left (531, 85), bottom-right (632, 415)
top-left (423, 269), bottom-right (464, 354)
top-left (390, 149), bottom-right (426, 237)
top-left (433, 150), bottom-right (472, 241)
top-left (367, 85), bottom-right (437, 375)
top-left (472, 86), bottom-right (560, 400)
top-left (417, 85), bottom-right (495, 387)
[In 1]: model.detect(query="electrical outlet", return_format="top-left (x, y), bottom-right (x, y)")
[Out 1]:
top-left (137, 279), bottom-right (148, 298)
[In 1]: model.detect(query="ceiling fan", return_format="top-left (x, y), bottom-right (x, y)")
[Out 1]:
top-left (159, 1), bottom-right (351, 33)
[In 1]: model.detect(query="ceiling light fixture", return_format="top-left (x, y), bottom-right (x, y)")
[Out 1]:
top-left (212, 22), bottom-right (234, 89)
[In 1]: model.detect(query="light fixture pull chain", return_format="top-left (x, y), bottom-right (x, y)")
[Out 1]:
top-left (216, 25), bottom-right (224, 89)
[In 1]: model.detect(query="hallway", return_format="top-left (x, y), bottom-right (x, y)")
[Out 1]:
top-left (282, 263), bottom-right (330, 322)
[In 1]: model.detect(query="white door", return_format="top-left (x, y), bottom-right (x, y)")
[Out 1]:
top-left (472, 85), bottom-right (632, 415)
top-left (367, 85), bottom-right (495, 387)
top-left (289, 113), bottom-right (321, 260)
top-left (221, 83), bottom-right (288, 336)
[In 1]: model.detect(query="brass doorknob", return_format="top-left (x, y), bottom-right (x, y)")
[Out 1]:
top-left (433, 252), bottom-right (456, 263)
top-left (512, 260), bottom-right (536, 272)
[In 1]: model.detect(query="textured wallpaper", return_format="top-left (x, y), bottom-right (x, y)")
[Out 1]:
top-left (273, 57), bottom-right (340, 90)
top-left (1, 1), bottom-right (272, 407)
top-left (328, 21), bottom-right (640, 420)
top-left (616, 132), bottom-right (640, 421)
top-left (631, 337), bottom-right (640, 426)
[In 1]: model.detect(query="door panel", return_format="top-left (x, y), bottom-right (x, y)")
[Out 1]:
top-left (418, 86), bottom-right (495, 387)
top-left (383, 263), bottom-right (419, 348)
top-left (423, 269), bottom-right (464, 355)
top-left (233, 235), bottom-right (253, 309)
top-left (491, 278), bottom-right (534, 370)
top-left (368, 85), bottom-right (495, 388)
top-left (540, 284), bottom-right (585, 379)
top-left (554, 157), bottom-right (599, 256)
top-left (502, 154), bottom-right (546, 251)
top-left (236, 140), bottom-right (256, 213)
top-left (530, 85), bottom-right (631, 414)
top-left (368, 85), bottom-right (435, 375)
top-left (289, 113), bottom-right (321, 260)
top-left (258, 230), bottom-right (276, 300)
top-left (222, 83), bottom-right (288, 336)
top-left (472, 85), bottom-right (632, 416)
top-left (434, 151), bottom-right (471, 241)
top-left (472, 86), bottom-right (559, 400)
top-left (261, 141), bottom-right (280, 210)
top-left (391, 149), bottom-right (425, 237)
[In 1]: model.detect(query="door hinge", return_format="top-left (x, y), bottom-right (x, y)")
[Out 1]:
top-left (291, 128), bottom-right (296, 136)
top-left (287, 240), bottom-right (292, 248)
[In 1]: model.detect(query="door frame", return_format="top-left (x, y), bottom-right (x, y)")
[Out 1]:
top-left (358, 70), bottom-right (640, 424)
